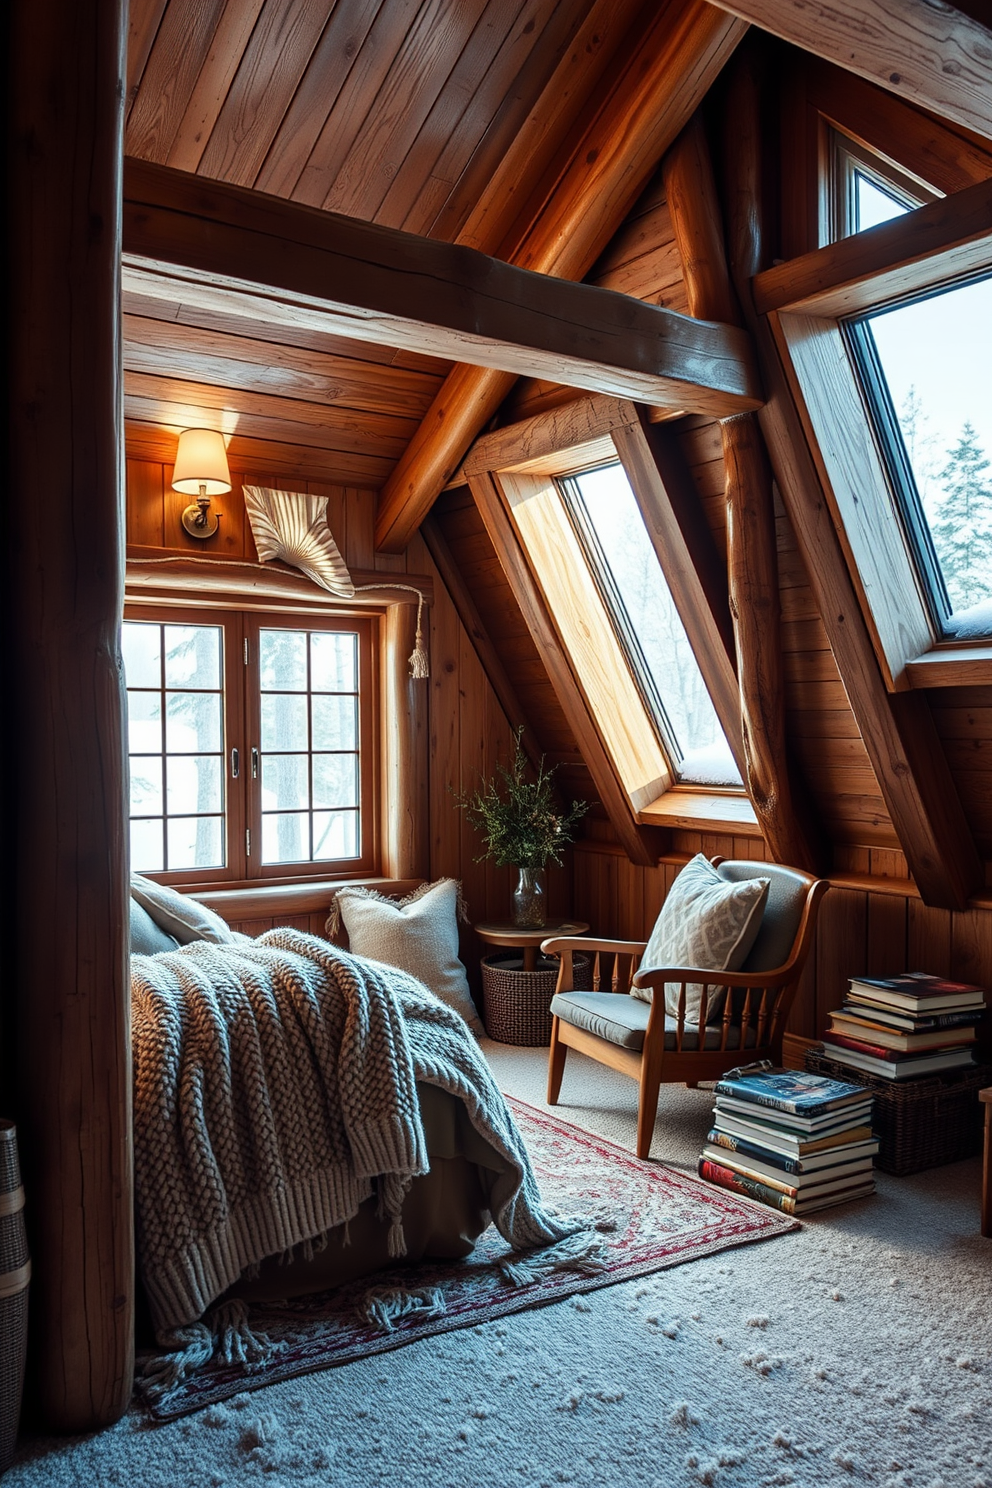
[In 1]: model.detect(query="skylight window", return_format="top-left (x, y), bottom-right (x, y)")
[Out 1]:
top-left (850, 273), bottom-right (992, 639)
top-left (559, 463), bottom-right (742, 788)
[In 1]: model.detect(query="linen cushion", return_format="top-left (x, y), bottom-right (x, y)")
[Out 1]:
top-left (328, 878), bottom-right (483, 1034)
top-left (550, 992), bottom-right (756, 1053)
top-left (129, 897), bottom-right (181, 955)
top-left (630, 854), bottom-right (769, 1022)
top-left (130, 873), bottom-right (236, 945)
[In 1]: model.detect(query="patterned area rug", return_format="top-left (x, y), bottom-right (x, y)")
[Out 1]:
top-left (136, 1097), bottom-right (797, 1421)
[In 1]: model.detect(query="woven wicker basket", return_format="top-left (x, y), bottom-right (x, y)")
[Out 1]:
top-left (805, 1049), bottom-right (992, 1176)
top-left (481, 951), bottom-right (592, 1047)
top-left (0, 1122), bottom-right (29, 1473)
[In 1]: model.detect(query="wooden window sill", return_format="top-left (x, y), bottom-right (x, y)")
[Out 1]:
top-left (904, 644), bottom-right (992, 689)
top-left (636, 790), bottom-right (761, 837)
top-left (190, 876), bottom-right (422, 921)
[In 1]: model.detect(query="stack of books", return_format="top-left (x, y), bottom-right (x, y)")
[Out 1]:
top-left (821, 973), bottom-right (986, 1081)
top-left (698, 1064), bottom-right (877, 1216)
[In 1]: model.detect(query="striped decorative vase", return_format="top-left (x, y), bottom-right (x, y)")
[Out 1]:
top-left (0, 1124), bottom-right (29, 1473)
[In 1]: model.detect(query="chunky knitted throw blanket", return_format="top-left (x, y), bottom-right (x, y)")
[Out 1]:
top-left (131, 929), bottom-right (584, 1347)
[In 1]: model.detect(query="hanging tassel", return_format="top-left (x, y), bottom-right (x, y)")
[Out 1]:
top-left (408, 590), bottom-right (429, 680)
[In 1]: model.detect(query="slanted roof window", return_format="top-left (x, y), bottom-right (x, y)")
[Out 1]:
top-left (849, 272), bottom-right (992, 640)
top-left (830, 132), bottom-right (938, 240)
top-left (558, 462), bottom-right (742, 788)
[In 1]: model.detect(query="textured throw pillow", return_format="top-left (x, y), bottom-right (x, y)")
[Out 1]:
top-left (130, 873), bottom-right (235, 945)
top-left (631, 854), bottom-right (769, 1023)
top-left (328, 879), bottom-right (483, 1035)
top-left (129, 897), bottom-right (181, 955)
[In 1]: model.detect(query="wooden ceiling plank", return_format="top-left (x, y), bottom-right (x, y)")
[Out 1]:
top-left (390, 0), bottom-right (560, 237)
top-left (709, 0), bottom-right (992, 144)
top-left (123, 315), bottom-right (442, 416)
top-left (197, 0), bottom-right (337, 188)
top-left (320, 0), bottom-right (493, 223)
top-left (122, 287), bottom-right (451, 375)
top-left (374, 0), bottom-right (749, 551)
top-left (125, 0), bottom-right (230, 161)
top-left (126, 0), bottom-right (170, 113)
top-left (124, 369), bottom-right (418, 443)
top-left (253, 0), bottom-right (385, 198)
top-left (165, 0), bottom-right (268, 173)
top-left (466, 471), bottom-right (664, 867)
top-left (288, 0), bottom-right (428, 208)
top-left (753, 173), bottom-right (992, 317)
top-left (125, 420), bottom-right (390, 485)
top-left (122, 160), bottom-right (761, 412)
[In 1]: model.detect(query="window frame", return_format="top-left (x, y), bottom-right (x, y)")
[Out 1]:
top-left (827, 129), bottom-right (939, 243)
top-left (754, 162), bottom-right (992, 689)
top-left (123, 600), bottom-right (379, 887)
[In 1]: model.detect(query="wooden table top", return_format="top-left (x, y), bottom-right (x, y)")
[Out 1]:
top-left (473, 921), bottom-right (588, 948)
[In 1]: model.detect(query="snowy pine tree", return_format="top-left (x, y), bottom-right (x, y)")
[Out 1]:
top-left (928, 422), bottom-right (992, 611)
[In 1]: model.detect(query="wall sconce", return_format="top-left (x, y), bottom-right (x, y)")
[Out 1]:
top-left (172, 428), bottom-right (231, 540)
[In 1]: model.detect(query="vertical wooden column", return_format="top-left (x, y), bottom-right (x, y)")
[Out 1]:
top-left (7, 0), bottom-right (133, 1430)
top-left (663, 113), bottom-right (821, 872)
top-left (381, 605), bottom-right (430, 881)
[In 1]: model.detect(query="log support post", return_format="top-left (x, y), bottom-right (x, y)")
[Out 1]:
top-left (7, 0), bottom-right (134, 1430)
top-left (662, 114), bottom-right (822, 871)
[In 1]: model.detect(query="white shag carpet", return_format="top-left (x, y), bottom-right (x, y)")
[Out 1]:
top-left (10, 1039), bottom-right (992, 1488)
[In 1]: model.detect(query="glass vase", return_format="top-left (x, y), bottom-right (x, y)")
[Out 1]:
top-left (512, 867), bottom-right (546, 929)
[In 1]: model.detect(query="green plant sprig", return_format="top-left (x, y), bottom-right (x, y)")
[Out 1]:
top-left (454, 727), bottom-right (588, 870)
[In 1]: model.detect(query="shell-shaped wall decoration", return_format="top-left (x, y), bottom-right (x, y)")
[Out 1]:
top-left (243, 485), bottom-right (355, 598)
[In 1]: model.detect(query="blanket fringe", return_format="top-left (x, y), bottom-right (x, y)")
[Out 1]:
top-left (360, 1285), bottom-right (447, 1334)
top-left (498, 1230), bottom-right (609, 1288)
top-left (141, 1299), bottom-right (278, 1395)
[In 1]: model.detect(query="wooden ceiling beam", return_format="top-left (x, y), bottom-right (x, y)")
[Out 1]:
top-left (708, 0), bottom-right (992, 144)
top-left (123, 156), bottom-right (760, 421)
top-left (373, 0), bottom-right (749, 552)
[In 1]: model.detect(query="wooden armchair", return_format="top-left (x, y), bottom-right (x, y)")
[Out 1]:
top-left (544, 860), bottom-right (827, 1159)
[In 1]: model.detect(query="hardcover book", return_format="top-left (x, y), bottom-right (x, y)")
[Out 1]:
top-left (827, 1013), bottom-right (977, 1052)
top-left (711, 1112), bottom-right (875, 1156)
top-left (706, 1128), bottom-right (879, 1174)
top-left (698, 1158), bottom-right (875, 1215)
top-left (712, 1065), bottom-right (870, 1116)
top-left (700, 1145), bottom-right (875, 1193)
top-left (713, 1093), bottom-right (873, 1134)
top-left (823, 1030), bottom-right (973, 1061)
top-left (822, 1044), bottom-right (974, 1080)
top-left (838, 1003), bottom-right (982, 1034)
top-left (848, 973), bottom-right (986, 1013)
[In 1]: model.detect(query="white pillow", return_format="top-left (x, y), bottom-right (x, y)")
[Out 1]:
top-left (130, 873), bottom-right (235, 945)
top-left (327, 879), bottom-right (483, 1035)
top-left (631, 854), bottom-right (769, 1023)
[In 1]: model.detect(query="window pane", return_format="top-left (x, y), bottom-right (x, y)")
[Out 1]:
top-left (567, 465), bottom-right (741, 786)
top-left (854, 172), bottom-right (908, 231)
top-left (863, 274), bottom-right (992, 636)
top-left (130, 757), bottom-right (163, 816)
top-left (260, 630), bottom-right (308, 691)
top-left (262, 812), bottom-right (310, 864)
top-left (261, 693), bottom-right (308, 751)
top-left (313, 811), bottom-right (358, 860)
top-left (131, 818), bottom-right (164, 873)
top-left (312, 695), bottom-right (356, 751)
top-left (164, 625), bottom-right (221, 689)
top-left (165, 691), bottom-right (222, 752)
top-left (166, 756), bottom-right (222, 815)
top-left (167, 816), bottom-right (224, 871)
top-left (262, 755), bottom-right (310, 812)
top-left (311, 632), bottom-right (356, 692)
top-left (122, 623), bottom-right (161, 688)
top-left (313, 753), bottom-right (358, 809)
top-left (128, 691), bottom-right (162, 753)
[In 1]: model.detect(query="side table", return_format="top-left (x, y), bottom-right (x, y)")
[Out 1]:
top-left (474, 921), bottom-right (589, 1047)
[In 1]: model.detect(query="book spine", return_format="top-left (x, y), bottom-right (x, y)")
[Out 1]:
top-left (706, 1129), bottom-right (802, 1175)
top-left (823, 1032), bottom-right (899, 1061)
top-left (698, 1158), bottom-right (797, 1214)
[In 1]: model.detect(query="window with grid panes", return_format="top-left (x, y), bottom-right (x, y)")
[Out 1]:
top-left (122, 607), bottom-right (376, 884)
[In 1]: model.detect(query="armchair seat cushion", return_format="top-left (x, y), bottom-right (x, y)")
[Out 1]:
top-left (551, 992), bottom-right (756, 1053)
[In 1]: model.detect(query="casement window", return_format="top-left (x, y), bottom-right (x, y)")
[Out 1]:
top-left (846, 271), bottom-right (992, 641)
top-left (557, 462), bottom-right (742, 789)
top-left (829, 132), bottom-right (937, 241)
top-left (123, 606), bottom-right (376, 884)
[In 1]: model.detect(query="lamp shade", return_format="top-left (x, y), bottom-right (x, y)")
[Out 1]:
top-left (172, 429), bottom-right (232, 495)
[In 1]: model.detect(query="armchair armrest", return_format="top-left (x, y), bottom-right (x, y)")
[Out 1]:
top-left (632, 964), bottom-right (793, 991)
top-left (542, 936), bottom-right (647, 957)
